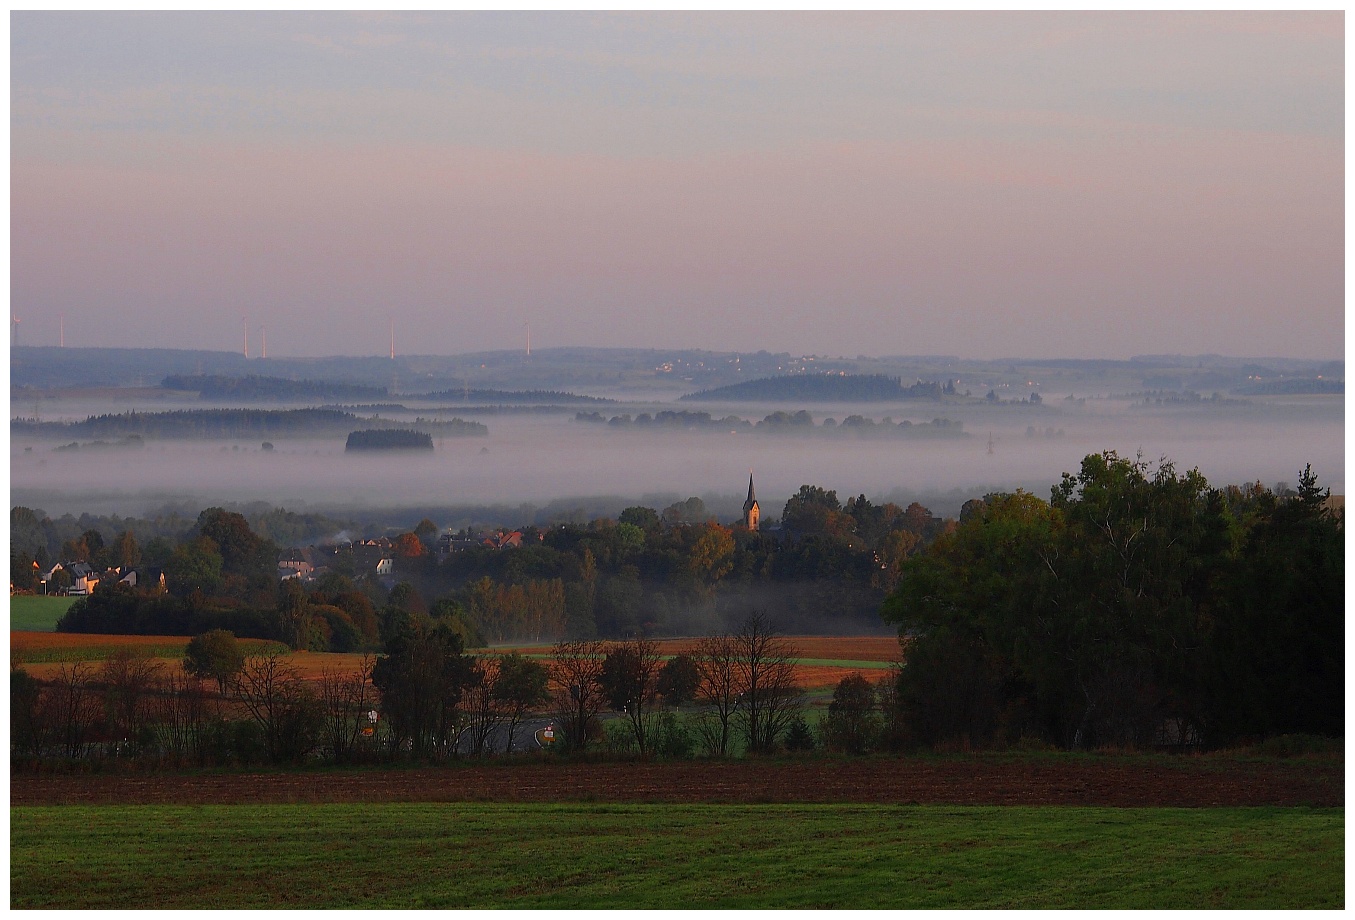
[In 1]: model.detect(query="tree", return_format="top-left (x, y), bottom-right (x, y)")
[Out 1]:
top-left (11, 665), bottom-right (51, 757)
top-left (109, 530), bottom-right (141, 571)
top-left (882, 452), bottom-right (1258, 750)
top-left (393, 533), bottom-right (424, 558)
top-left (619, 506), bottom-right (660, 530)
top-left (371, 621), bottom-right (476, 760)
top-left (460, 658), bottom-right (503, 757)
top-left (318, 656), bottom-right (376, 763)
top-left (413, 518), bottom-right (439, 551)
top-left (821, 674), bottom-right (881, 754)
top-left (276, 578), bottom-right (320, 651)
top-left (687, 524), bottom-right (735, 593)
top-left (100, 648), bottom-right (163, 752)
top-left (657, 654), bottom-right (701, 705)
top-left (781, 485), bottom-right (846, 536)
top-left (1205, 465), bottom-right (1343, 743)
top-left (548, 639), bottom-right (607, 752)
top-left (233, 648), bottom-right (321, 764)
top-left (183, 629), bottom-right (245, 695)
top-left (193, 507), bottom-right (277, 583)
top-left (493, 653), bottom-right (551, 754)
top-left (692, 633), bottom-right (740, 756)
top-left (164, 536), bottom-right (224, 597)
top-left (732, 613), bottom-right (804, 755)
top-left (661, 497), bottom-right (708, 525)
top-left (598, 636), bottom-right (663, 755)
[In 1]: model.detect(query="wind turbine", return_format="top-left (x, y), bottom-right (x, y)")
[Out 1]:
top-left (59, 313), bottom-right (64, 348)
top-left (260, 324), bottom-right (266, 359)
top-left (10, 313), bottom-right (18, 347)
top-left (243, 316), bottom-right (250, 359)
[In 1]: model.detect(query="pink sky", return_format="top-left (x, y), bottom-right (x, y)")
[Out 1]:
top-left (11, 12), bottom-right (1344, 359)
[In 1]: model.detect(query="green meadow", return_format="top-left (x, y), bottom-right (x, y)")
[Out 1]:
top-left (11, 803), bottom-right (1341, 909)
top-left (9, 595), bottom-right (76, 632)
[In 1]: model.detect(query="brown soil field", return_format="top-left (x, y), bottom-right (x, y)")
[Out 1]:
top-left (12, 632), bottom-right (200, 652)
top-left (493, 635), bottom-right (903, 662)
top-left (11, 755), bottom-right (1341, 808)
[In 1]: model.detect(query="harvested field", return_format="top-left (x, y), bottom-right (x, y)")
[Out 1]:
top-left (12, 753), bottom-right (1342, 809)
top-left (491, 635), bottom-right (903, 663)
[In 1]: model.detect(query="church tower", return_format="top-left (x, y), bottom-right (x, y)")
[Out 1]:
top-left (742, 473), bottom-right (760, 531)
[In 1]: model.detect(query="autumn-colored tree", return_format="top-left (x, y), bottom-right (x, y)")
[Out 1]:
top-left (393, 532), bottom-right (424, 558)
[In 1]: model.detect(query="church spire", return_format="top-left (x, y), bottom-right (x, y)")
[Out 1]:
top-left (742, 471), bottom-right (760, 531)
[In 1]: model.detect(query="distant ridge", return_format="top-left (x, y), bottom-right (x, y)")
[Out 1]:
top-left (681, 374), bottom-right (948, 402)
top-left (163, 374), bottom-right (388, 401)
top-left (416, 387), bottom-right (614, 404)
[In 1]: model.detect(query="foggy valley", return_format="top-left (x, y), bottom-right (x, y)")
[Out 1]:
top-left (10, 348), bottom-right (1344, 527)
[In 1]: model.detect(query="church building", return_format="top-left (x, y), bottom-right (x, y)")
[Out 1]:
top-left (742, 473), bottom-right (760, 531)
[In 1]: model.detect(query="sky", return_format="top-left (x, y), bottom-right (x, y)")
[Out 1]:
top-left (10, 12), bottom-right (1345, 360)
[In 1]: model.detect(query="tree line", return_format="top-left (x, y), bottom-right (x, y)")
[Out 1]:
top-left (30, 484), bottom-right (950, 646)
top-left (882, 453), bottom-right (1343, 750)
top-left (12, 612), bottom-right (849, 767)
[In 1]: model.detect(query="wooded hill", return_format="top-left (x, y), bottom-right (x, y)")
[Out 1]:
top-left (12, 409), bottom-right (487, 440)
top-left (681, 374), bottom-right (954, 402)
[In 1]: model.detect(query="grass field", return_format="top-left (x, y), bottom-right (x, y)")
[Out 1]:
top-left (9, 595), bottom-right (77, 632)
top-left (10, 803), bottom-right (1341, 909)
top-left (11, 632), bottom-right (285, 666)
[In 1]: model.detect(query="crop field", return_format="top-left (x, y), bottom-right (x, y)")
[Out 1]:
top-left (10, 802), bottom-right (1342, 909)
top-left (9, 595), bottom-right (77, 632)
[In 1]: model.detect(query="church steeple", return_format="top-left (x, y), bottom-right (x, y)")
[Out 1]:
top-left (742, 472), bottom-right (760, 531)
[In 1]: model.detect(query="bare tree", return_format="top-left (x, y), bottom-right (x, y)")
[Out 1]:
top-left (234, 649), bottom-right (320, 764)
top-left (318, 655), bottom-right (376, 764)
top-left (11, 666), bottom-right (53, 758)
top-left (150, 669), bottom-right (215, 764)
top-left (461, 657), bottom-right (505, 758)
top-left (732, 613), bottom-right (804, 755)
top-left (100, 648), bottom-right (164, 755)
top-left (49, 662), bottom-right (99, 759)
top-left (549, 639), bottom-right (607, 752)
top-left (692, 633), bottom-right (740, 756)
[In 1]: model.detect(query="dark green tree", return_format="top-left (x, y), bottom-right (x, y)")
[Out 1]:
top-left (371, 621), bottom-right (476, 759)
top-left (492, 653), bottom-right (551, 753)
top-left (656, 654), bottom-right (701, 705)
top-left (821, 673), bottom-right (881, 754)
top-left (183, 629), bottom-right (245, 695)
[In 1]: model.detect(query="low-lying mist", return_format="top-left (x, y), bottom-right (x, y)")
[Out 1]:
top-left (12, 394), bottom-right (1343, 525)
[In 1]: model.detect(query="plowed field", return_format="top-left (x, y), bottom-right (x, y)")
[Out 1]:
top-left (12, 755), bottom-right (1341, 809)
